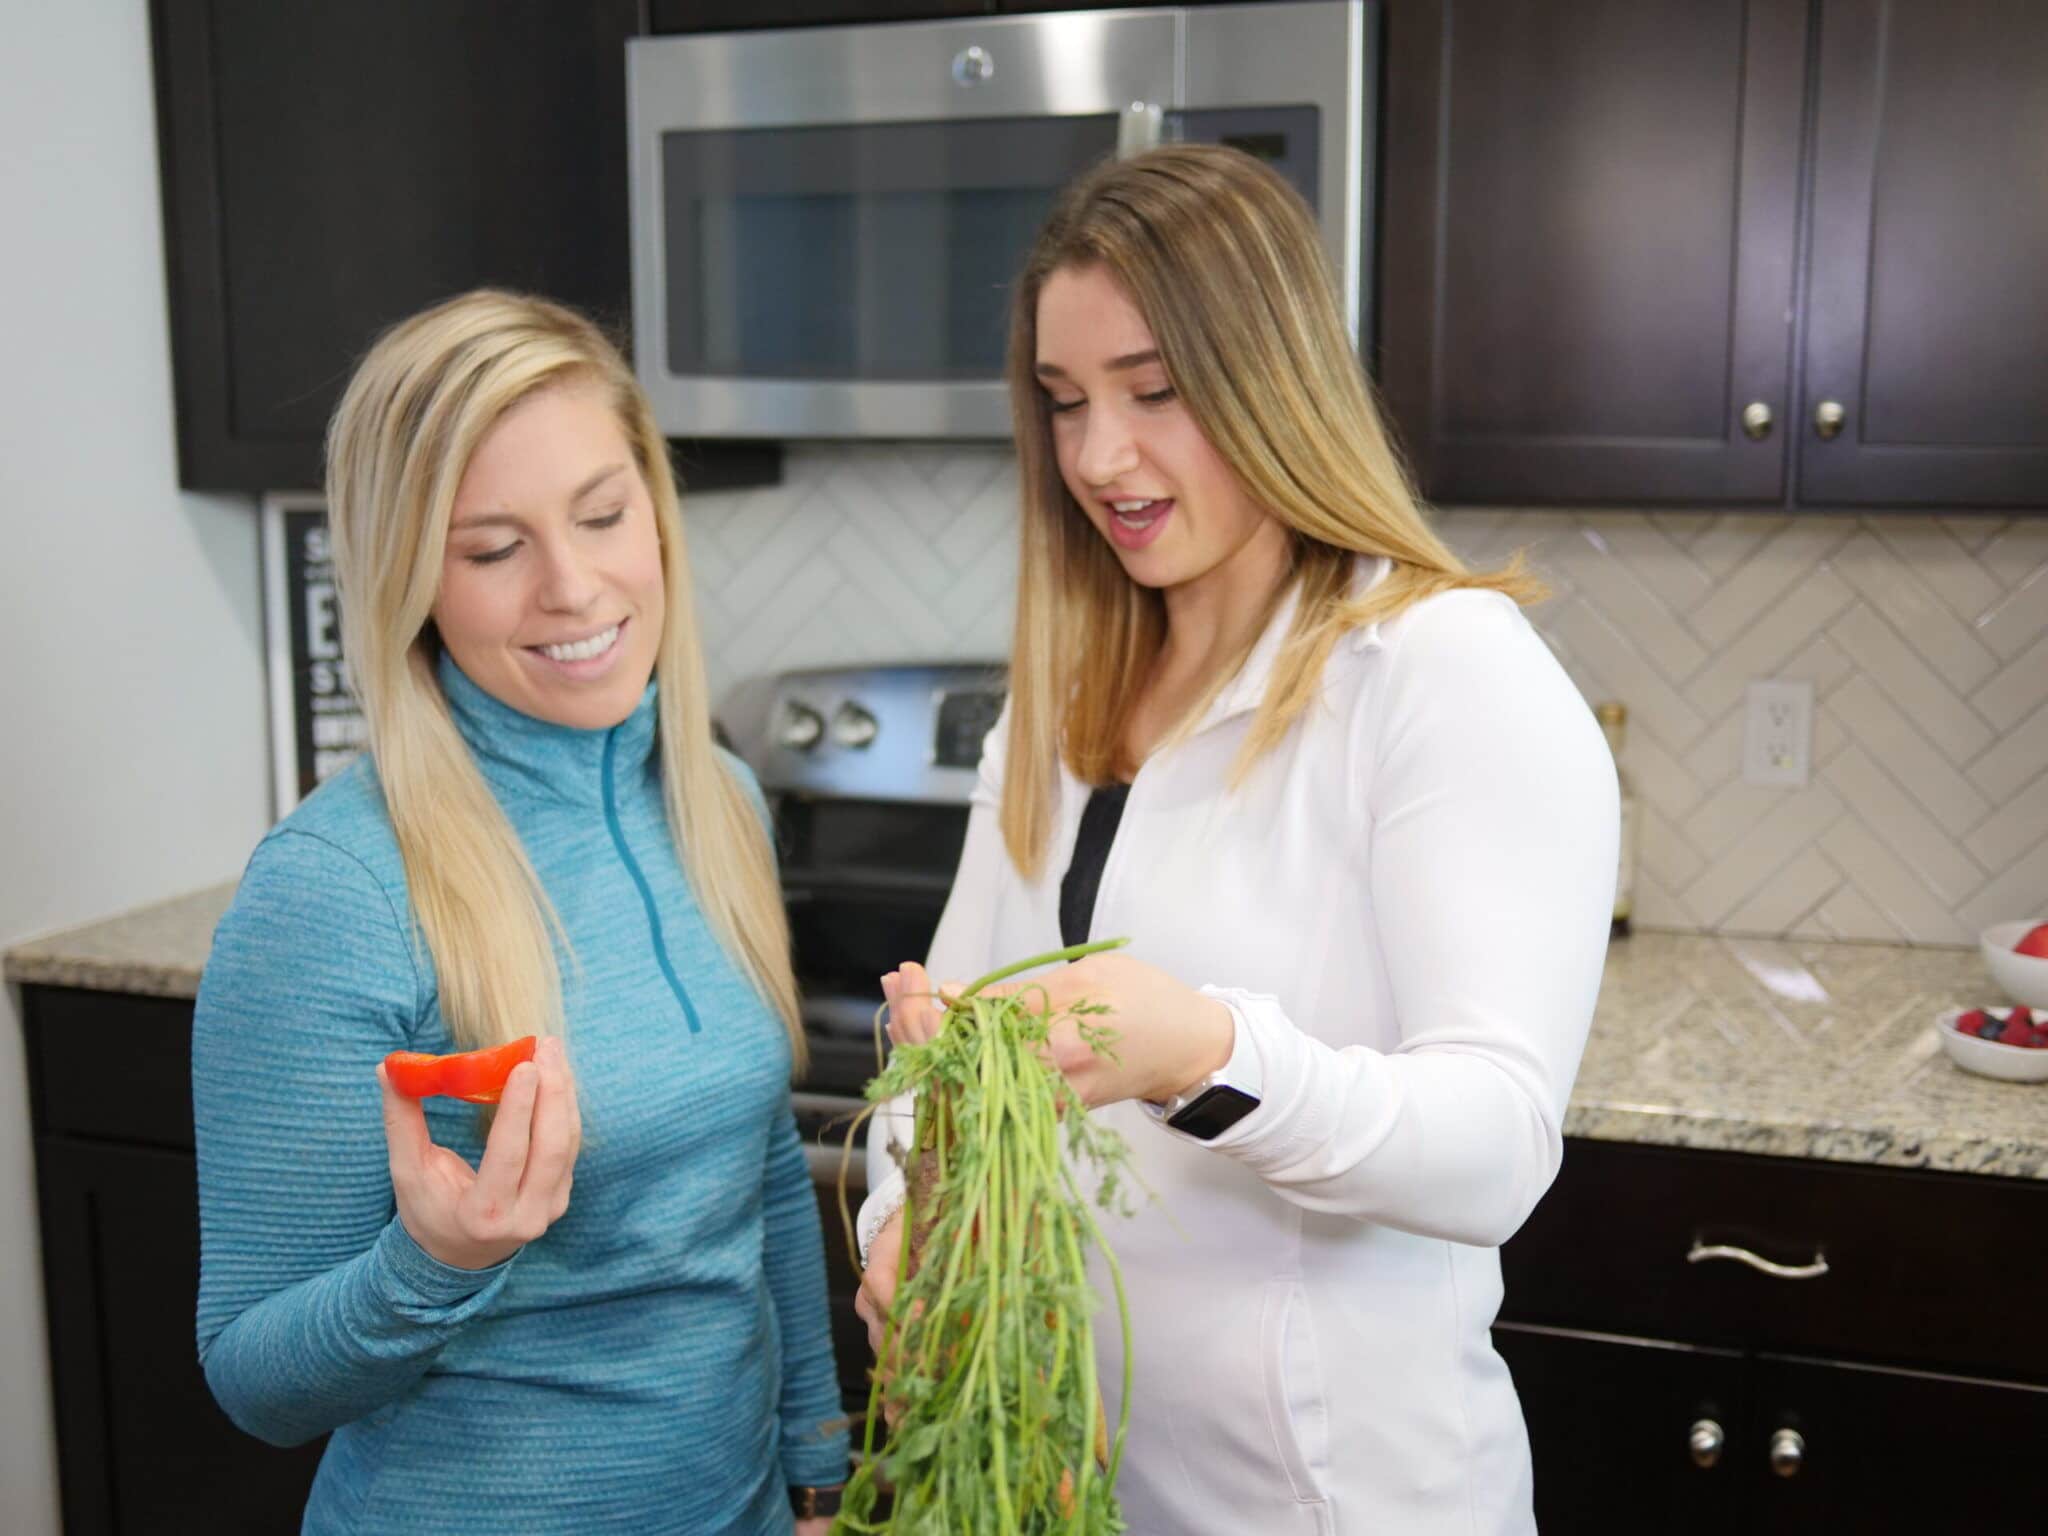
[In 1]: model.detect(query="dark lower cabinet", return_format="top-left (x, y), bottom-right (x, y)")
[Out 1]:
top-left (36, 1137), bottom-right (325, 1535)
top-left (1499, 1324), bottom-right (2048, 1532)
top-left (1495, 1324), bottom-right (1745, 1534)
top-left (1498, 1138), bottom-right (2048, 1531)
top-left (23, 987), bottom-right (325, 1535)
top-left (1751, 1354), bottom-right (2048, 1530)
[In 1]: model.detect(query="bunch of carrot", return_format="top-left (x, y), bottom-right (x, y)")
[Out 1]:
top-left (834, 938), bottom-right (1136, 1534)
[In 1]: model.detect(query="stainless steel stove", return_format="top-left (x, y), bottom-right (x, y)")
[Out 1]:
top-left (738, 661), bottom-right (1007, 1411)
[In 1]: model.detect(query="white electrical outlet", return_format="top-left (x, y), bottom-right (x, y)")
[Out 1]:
top-left (1744, 680), bottom-right (1814, 787)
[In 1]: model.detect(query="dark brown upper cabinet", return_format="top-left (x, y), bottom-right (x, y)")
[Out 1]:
top-left (1379, 0), bottom-right (1808, 506)
top-left (1379, 0), bottom-right (2048, 510)
top-left (152, 1), bottom-right (778, 494)
top-left (1798, 0), bottom-right (2048, 507)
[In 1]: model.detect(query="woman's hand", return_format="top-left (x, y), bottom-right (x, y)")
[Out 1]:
top-left (855, 1209), bottom-right (915, 1436)
top-left (881, 953), bottom-right (1234, 1109)
top-left (795, 1518), bottom-right (834, 1536)
top-left (880, 961), bottom-right (947, 1051)
top-left (854, 1209), bottom-right (903, 1357)
top-left (378, 1034), bottom-right (582, 1270)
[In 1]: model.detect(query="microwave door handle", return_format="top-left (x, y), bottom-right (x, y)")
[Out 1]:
top-left (1118, 102), bottom-right (1165, 158)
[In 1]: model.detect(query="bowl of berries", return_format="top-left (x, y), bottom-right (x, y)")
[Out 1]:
top-left (1981, 920), bottom-right (2048, 1010)
top-left (1938, 1006), bottom-right (2048, 1083)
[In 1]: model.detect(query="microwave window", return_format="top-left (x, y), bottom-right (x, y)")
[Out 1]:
top-left (662, 116), bottom-right (1118, 382)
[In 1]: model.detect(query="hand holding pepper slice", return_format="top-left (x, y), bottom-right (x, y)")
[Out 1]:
top-left (382, 1037), bottom-right (539, 1104)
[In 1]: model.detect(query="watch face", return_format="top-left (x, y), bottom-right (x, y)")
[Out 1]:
top-left (1165, 1084), bottom-right (1260, 1141)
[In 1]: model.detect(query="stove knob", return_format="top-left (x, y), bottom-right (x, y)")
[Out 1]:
top-left (777, 702), bottom-right (824, 752)
top-left (832, 702), bottom-right (879, 750)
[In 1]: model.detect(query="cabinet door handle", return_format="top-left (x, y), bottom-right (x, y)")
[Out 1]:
top-left (1740, 401), bottom-right (1774, 440)
top-left (1686, 1240), bottom-right (1829, 1280)
top-left (1689, 1418), bottom-right (1724, 1468)
top-left (1812, 399), bottom-right (1846, 439)
top-left (1770, 1426), bottom-right (1805, 1478)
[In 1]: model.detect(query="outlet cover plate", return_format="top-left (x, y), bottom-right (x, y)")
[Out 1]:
top-left (1744, 679), bottom-right (1814, 787)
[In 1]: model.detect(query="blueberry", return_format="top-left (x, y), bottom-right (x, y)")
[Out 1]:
top-left (1981, 1018), bottom-right (2007, 1041)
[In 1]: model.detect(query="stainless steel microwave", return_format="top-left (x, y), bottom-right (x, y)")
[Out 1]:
top-left (626, 2), bottom-right (1376, 440)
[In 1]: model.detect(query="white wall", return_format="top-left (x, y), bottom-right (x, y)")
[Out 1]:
top-left (0, 4), bottom-right (272, 1528)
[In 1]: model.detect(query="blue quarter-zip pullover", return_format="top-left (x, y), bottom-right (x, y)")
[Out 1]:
top-left (193, 653), bottom-right (847, 1534)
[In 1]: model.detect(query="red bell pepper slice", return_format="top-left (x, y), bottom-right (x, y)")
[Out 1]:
top-left (382, 1037), bottom-right (538, 1104)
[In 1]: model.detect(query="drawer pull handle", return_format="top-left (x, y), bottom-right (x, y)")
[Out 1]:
top-left (1686, 1241), bottom-right (1828, 1280)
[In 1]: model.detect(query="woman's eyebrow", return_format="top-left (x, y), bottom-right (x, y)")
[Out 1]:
top-left (449, 510), bottom-right (524, 532)
top-left (1034, 349), bottom-right (1162, 380)
top-left (571, 462), bottom-right (627, 501)
top-left (452, 463), bottom-right (628, 529)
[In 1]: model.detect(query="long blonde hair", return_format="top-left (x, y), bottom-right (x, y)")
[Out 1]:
top-left (325, 290), bottom-right (804, 1070)
top-left (1002, 145), bottom-right (1543, 876)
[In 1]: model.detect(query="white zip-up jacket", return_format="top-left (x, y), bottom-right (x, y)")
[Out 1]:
top-left (861, 559), bottom-right (1619, 1534)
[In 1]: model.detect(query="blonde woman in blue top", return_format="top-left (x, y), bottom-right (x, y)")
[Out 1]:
top-left (192, 292), bottom-right (847, 1533)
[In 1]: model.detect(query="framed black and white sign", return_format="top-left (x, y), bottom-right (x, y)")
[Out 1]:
top-left (261, 492), bottom-right (367, 816)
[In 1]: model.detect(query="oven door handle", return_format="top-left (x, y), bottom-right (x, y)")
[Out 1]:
top-left (804, 1142), bottom-right (868, 1192)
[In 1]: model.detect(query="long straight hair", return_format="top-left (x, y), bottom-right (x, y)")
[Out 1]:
top-left (325, 290), bottom-right (804, 1070)
top-left (1001, 145), bottom-right (1544, 877)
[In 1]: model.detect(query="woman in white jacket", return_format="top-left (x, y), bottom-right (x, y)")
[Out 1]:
top-left (855, 144), bottom-right (1619, 1535)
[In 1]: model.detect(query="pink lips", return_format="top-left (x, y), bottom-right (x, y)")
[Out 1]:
top-left (1105, 498), bottom-right (1174, 552)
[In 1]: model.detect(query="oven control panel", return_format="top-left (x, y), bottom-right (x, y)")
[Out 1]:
top-left (750, 663), bottom-right (1006, 804)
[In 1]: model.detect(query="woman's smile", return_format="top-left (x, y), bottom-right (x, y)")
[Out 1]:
top-left (527, 617), bottom-right (628, 677)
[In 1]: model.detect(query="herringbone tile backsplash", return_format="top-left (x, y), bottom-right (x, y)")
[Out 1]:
top-left (685, 444), bottom-right (2048, 946)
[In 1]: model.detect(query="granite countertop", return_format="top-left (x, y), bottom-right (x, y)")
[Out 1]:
top-left (4, 882), bottom-right (234, 1001)
top-left (1571, 932), bottom-right (2042, 1179)
top-left (7, 887), bottom-right (2041, 1178)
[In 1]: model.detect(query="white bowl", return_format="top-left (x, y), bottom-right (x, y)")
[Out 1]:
top-left (1981, 920), bottom-right (2048, 1009)
top-left (1935, 1007), bottom-right (2048, 1083)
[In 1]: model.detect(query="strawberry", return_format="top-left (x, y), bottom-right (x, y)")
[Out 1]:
top-left (1956, 1009), bottom-right (1987, 1035)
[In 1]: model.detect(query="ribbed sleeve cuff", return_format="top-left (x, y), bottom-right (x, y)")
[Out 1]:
top-left (780, 1422), bottom-right (853, 1488)
top-left (371, 1216), bottom-right (517, 1317)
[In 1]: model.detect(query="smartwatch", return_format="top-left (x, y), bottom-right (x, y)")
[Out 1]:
top-left (1150, 995), bottom-right (1263, 1142)
top-left (1165, 1082), bottom-right (1262, 1140)
top-left (790, 1484), bottom-right (845, 1520)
